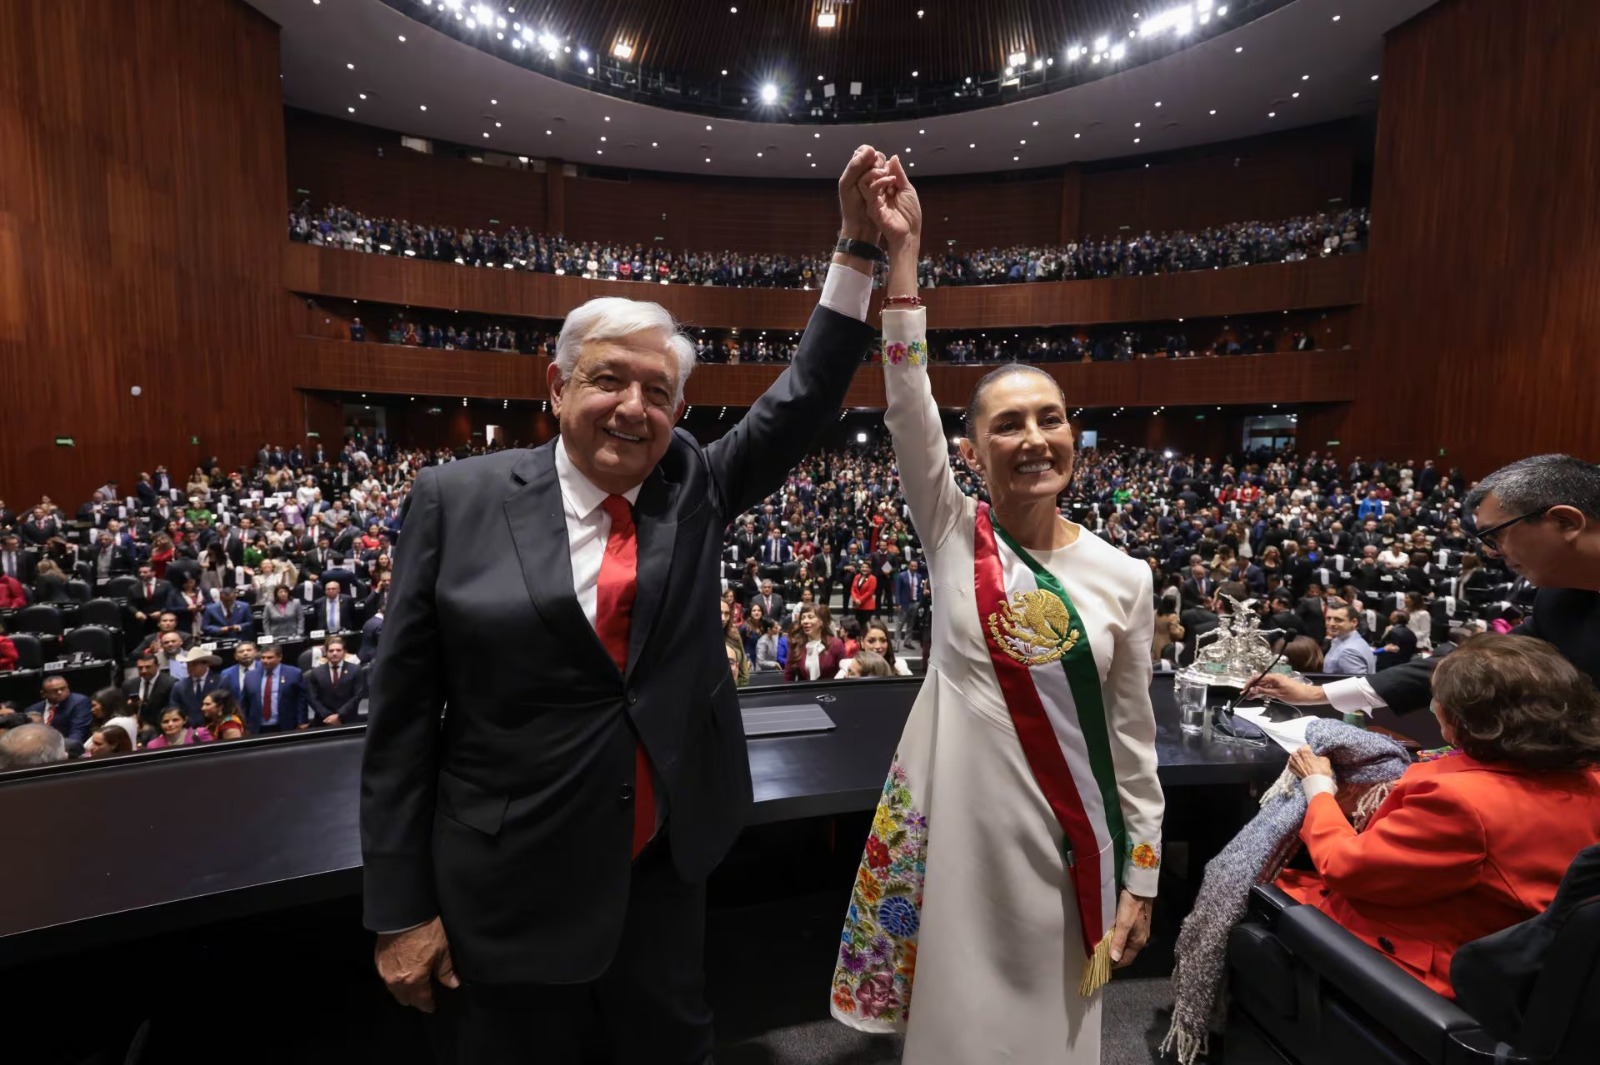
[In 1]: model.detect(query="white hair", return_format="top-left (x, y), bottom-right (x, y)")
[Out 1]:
top-left (554, 297), bottom-right (696, 406)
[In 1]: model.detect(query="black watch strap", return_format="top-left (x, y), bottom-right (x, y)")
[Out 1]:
top-left (835, 237), bottom-right (887, 264)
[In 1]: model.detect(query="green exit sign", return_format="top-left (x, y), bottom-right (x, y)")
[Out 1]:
top-left (191, 436), bottom-right (200, 445)
top-left (54, 436), bottom-right (74, 447)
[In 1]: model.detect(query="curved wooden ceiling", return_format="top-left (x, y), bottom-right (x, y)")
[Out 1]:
top-left (491, 0), bottom-right (1147, 86)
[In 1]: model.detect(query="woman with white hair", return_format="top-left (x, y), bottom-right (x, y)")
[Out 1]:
top-left (829, 157), bottom-right (1163, 1064)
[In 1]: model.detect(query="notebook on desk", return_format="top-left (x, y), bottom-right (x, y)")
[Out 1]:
top-left (741, 703), bottom-right (837, 737)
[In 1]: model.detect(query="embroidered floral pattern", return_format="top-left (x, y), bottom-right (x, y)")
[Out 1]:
top-left (883, 340), bottom-right (929, 367)
top-left (1130, 842), bottom-right (1161, 870)
top-left (832, 757), bottom-right (928, 1025)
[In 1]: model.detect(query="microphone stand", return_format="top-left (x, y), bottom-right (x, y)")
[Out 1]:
top-left (1212, 651), bottom-right (1285, 747)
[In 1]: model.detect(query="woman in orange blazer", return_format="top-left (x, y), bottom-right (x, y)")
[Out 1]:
top-left (1277, 634), bottom-right (1600, 998)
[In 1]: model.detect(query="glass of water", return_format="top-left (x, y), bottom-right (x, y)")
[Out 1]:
top-left (1176, 674), bottom-right (1209, 735)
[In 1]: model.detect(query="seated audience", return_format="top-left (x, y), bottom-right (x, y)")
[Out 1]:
top-left (85, 724), bottom-right (134, 758)
top-left (835, 623), bottom-right (913, 678)
top-left (0, 722), bottom-right (69, 770)
top-left (144, 705), bottom-right (212, 748)
top-left (784, 604), bottom-right (846, 683)
top-left (1278, 635), bottom-right (1600, 997)
top-left (199, 689), bottom-right (247, 742)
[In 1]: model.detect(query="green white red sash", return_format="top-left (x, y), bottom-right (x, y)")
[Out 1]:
top-left (974, 502), bottom-right (1123, 994)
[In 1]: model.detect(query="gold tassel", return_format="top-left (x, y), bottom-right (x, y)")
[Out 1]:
top-left (1078, 927), bottom-right (1116, 997)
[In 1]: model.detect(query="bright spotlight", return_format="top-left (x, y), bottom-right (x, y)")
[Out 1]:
top-left (759, 83), bottom-right (778, 104)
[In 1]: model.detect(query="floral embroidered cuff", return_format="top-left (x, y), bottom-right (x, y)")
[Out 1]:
top-left (882, 308), bottom-right (927, 367)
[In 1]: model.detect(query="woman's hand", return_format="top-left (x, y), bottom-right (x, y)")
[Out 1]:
top-left (1110, 889), bottom-right (1154, 967)
top-left (858, 155), bottom-right (923, 253)
top-left (1287, 745), bottom-right (1334, 780)
top-left (837, 145), bottom-right (883, 243)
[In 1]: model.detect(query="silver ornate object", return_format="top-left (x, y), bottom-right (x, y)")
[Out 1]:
top-left (1177, 593), bottom-right (1293, 689)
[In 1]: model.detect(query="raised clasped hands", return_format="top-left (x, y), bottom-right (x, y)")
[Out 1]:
top-left (838, 146), bottom-right (884, 243)
top-left (857, 153), bottom-right (923, 254)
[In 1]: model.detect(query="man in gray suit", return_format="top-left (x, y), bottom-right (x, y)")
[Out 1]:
top-left (363, 147), bottom-right (886, 1064)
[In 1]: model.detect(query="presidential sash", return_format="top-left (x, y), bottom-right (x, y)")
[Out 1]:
top-left (975, 502), bottom-right (1124, 995)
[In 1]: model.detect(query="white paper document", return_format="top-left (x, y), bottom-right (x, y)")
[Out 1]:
top-left (1230, 704), bottom-right (1315, 754)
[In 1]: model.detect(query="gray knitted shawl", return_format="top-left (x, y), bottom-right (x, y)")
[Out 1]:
top-left (1161, 719), bottom-right (1413, 1064)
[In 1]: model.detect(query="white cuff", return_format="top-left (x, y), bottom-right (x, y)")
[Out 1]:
top-left (1301, 774), bottom-right (1337, 799)
top-left (1324, 676), bottom-right (1386, 715)
top-left (819, 263), bottom-right (873, 323)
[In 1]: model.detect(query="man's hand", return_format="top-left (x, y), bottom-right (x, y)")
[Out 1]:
top-left (324, 714), bottom-right (341, 726)
top-left (1246, 672), bottom-right (1329, 705)
top-left (838, 145), bottom-right (883, 243)
top-left (375, 916), bottom-right (459, 1013)
top-left (1110, 889), bottom-right (1154, 968)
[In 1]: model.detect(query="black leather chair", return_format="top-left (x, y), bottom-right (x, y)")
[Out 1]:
top-left (101, 575), bottom-right (139, 600)
top-left (1229, 868), bottom-right (1600, 1065)
top-left (9, 633), bottom-right (43, 672)
top-left (14, 604), bottom-right (64, 636)
top-left (63, 626), bottom-right (116, 664)
top-left (65, 579), bottom-right (92, 603)
top-left (78, 598), bottom-right (126, 634)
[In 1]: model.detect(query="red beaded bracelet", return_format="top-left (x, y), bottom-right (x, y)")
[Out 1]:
top-left (882, 295), bottom-right (924, 308)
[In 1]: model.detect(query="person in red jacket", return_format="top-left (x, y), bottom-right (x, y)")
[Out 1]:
top-left (848, 561), bottom-right (878, 631)
top-left (1279, 634), bottom-right (1600, 997)
top-left (0, 621), bottom-right (17, 672)
top-left (0, 573), bottom-right (27, 610)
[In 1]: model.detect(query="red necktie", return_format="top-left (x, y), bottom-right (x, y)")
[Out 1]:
top-left (262, 669), bottom-right (274, 728)
top-left (596, 495), bottom-right (655, 858)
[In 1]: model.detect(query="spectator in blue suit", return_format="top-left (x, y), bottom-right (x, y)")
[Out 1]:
top-left (218, 641), bottom-right (260, 701)
top-left (25, 675), bottom-right (95, 755)
top-left (241, 644), bottom-right (305, 734)
top-left (201, 586), bottom-right (254, 639)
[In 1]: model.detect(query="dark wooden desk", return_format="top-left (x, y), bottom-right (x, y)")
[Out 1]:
top-left (4, 673), bottom-right (1435, 966)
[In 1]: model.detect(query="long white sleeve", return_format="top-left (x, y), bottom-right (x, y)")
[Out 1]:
top-left (1104, 579), bottom-right (1163, 897)
top-left (881, 307), bottom-right (965, 559)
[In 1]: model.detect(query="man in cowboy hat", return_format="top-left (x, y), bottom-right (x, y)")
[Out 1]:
top-left (170, 646), bottom-right (226, 727)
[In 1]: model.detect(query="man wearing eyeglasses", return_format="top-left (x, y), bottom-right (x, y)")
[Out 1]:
top-left (1252, 454), bottom-right (1600, 719)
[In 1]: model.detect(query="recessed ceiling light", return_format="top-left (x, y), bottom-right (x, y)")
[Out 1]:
top-left (651, 141), bottom-right (658, 147)
top-left (1019, 139), bottom-right (1026, 145)
top-left (1371, 74), bottom-right (1380, 81)
top-left (1292, 92), bottom-right (1299, 98)
top-left (706, 124), bottom-right (713, 130)
top-left (817, 75), bottom-right (824, 81)
top-left (918, 128), bottom-right (925, 134)
top-left (1032, 120), bottom-right (1039, 126)
top-left (358, 93), bottom-right (366, 99)
top-left (1302, 74), bottom-right (1310, 80)
top-left (420, 104), bottom-right (427, 111)
top-left (756, 152), bottom-right (763, 157)
top-left (347, 106), bottom-right (355, 113)
top-left (345, 62), bottom-right (354, 70)
top-left (1331, 13), bottom-right (1341, 20)
top-left (911, 70), bottom-right (919, 77)
top-left (1134, 137), bottom-right (1141, 143)
top-left (721, 69), bottom-right (728, 75)
top-left (970, 143), bottom-right (976, 148)
top-left (483, 132), bottom-right (490, 138)
top-left (600, 135), bottom-right (607, 142)
top-left (1074, 132), bottom-right (1081, 138)
top-left (546, 129), bottom-right (552, 134)
top-left (811, 162), bottom-right (817, 167)
top-left (1135, 121), bottom-right (1141, 127)
top-left (806, 152), bottom-right (812, 157)
top-left (586, 66), bottom-right (593, 74)
top-left (1268, 111), bottom-right (1276, 117)
top-left (1155, 101), bottom-right (1162, 107)
top-left (495, 121), bottom-right (503, 127)
top-left (577, 49), bottom-right (589, 61)
top-left (596, 149), bottom-right (603, 154)
top-left (1209, 109), bottom-right (1217, 114)
top-left (1235, 46), bottom-right (1243, 53)
top-left (1013, 155), bottom-right (1020, 161)
top-left (397, 34), bottom-right (407, 42)
top-left (705, 157), bottom-right (712, 162)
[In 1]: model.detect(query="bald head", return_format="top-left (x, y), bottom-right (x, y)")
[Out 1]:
top-left (0, 723), bottom-right (68, 770)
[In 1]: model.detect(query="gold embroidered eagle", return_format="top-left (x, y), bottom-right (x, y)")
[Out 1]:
top-left (987, 588), bottom-right (1081, 666)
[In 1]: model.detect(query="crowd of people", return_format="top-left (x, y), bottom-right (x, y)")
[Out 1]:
top-left (0, 434), bottom-right (464, 767)
top-left (289, 201), bottom-right (1368, 291)
top-left (0, 429), bottom-right (1530, 769)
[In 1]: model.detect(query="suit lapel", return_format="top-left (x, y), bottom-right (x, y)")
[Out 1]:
top-left (626, 465), bottom-right (679, 674)
top-left (503, 444), bottom-right (614, 675)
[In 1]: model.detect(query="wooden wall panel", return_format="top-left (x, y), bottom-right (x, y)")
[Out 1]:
top-left (1079, 123), bottom-right (1361, 237)
top-left (1345, 0), bottom-right (1600, 475)
top-left (287, 338), bottom-right (1356, 412)
top-left (285, 109), bottom-right (547, 231)
top-left (284, 243), bottom-right (1365, 332)
top-left (0, 0), bottom-right (291, 503)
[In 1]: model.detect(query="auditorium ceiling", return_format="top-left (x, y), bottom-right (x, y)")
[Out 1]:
top-left (250, 0), bottom-right (1438, 178)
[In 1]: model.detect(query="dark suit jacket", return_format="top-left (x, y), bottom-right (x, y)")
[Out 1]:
top-left (242, 665), bottom-right (306, 732)
top-left (170, 673), bottom-right (227, 727)
top-left (311, 595), bottom-right (357, 632)
top-left (129, 578), bottom-right (176, 619)
top-left (306, 660), bottom-right (364, 722)
top-left (123, 672), bottom-right (178, 725)
top-left (27, 693), bottom-right (94, 749)
top-left (200, 600), bottom-right (255, 639)
top-left (1369, 587), bottom-right (1600, 713)
top-left (360, 304), bottom-right (872, 983)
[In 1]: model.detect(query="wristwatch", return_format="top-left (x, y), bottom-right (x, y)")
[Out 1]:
top-left (834, 236), bottom-right (887, 264)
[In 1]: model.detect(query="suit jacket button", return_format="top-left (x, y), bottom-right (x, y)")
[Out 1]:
top-left (1377, 936), bottom-right (1396, 954)
top-left (626, 689), bottom-right (638, 705)
top-left (618, 783), bottom-right (634, 803)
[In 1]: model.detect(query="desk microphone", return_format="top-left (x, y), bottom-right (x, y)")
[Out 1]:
top-left (1215, 652), bottom-right (1285, 745)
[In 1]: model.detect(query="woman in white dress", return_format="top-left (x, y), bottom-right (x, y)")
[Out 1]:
top-left (829, 155), bottom-right (1165, 1064)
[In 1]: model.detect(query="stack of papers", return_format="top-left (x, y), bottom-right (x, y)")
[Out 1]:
top-left (1230, 704), bottom-right (1314, 754)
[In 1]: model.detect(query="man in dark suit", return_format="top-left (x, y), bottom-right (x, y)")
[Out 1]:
top-left (25, 675), bottom-right (94, 753)
top-left (129, 562), bottom-right (176, 634)
top-left (1179, 563), bottom-right (1214, 611)
top-left (170, 649), bottom-right (226, 727)
top-left (219, 641), bottom-right (260, 701)
top-left (312, 579), bottom-right (356, 633)
top-left (89, 531), bottom-right (132, 584)
top-left (201, 586), bottom-right (254, 639)
top-left (242, 644), bottom-right (305, 734)
top-left (0, 533), bottom-right (34, 586)
top-left (123, 653), bottom-right (178, 729)
top-left (305, 635), bottom-right (364, 726)
top-left (1254, 455), bottom-right (1600, 727)
top-left (18, 506), bottom-right (60, 546)
top-left (362, 147), bottom-right (881, 1063)
top-left (748, 578), bottom-right (784, 622)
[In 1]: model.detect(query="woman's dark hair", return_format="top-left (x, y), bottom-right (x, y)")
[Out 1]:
top-left (92, 687), bottom-right (127, 721)
top-left (274, 585), bottom-right (292, 602)
top-left (94, 725), bottom-right (133, 755)
top-left (862, 622), bottom-right (899, 669)
top-left (963, 364), bottom-right (1067, 437)
top-left (203, 687), bottom-right (241, 719)
top-left (1431, 634), bottom-right (1600, 770)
